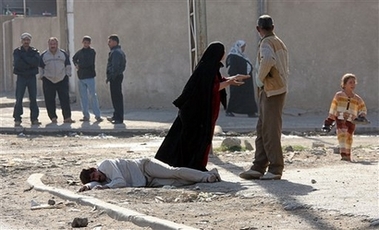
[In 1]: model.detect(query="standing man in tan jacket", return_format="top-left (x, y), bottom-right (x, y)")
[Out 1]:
top-left (239, 15), bottom-right (289, 180)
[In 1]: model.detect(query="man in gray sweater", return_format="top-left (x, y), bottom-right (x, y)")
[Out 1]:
top-left (78, 158), bottom-right (221, 192)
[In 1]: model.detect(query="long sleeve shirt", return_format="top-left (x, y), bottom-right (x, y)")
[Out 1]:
top-left (88, 159), bottom-right (147, 189)
top-left (328, 91), bottom-right (367, 121)
top-left (72, 47), bottom-right (96, 79)
top-left (256, 32), bottom-right (289, 97)
top-left (39, 49), bottom-right (71, 83)
top-left (13, 46), bottom-right (40, 76)
top-left (106, 45), bottom-right (127, 81)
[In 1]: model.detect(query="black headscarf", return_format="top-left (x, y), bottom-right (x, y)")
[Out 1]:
top-left (173, 41), bottom-right (226, 109)
top-left (155, 42), bottom-right (227, 171)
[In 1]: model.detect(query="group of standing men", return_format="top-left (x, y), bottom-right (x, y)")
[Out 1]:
top-left (12, 33), bottom-right (127, 126)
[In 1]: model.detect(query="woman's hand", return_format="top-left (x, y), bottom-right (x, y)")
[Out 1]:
top-left (233, 74), bottom-right (250, 81)
top-left (219, 74), bottom-right (250, 90)
top-left (227, 74), bottom-right (250, 86)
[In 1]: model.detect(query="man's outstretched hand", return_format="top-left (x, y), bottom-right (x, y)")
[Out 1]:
top-left (78, 185), bottom-right (90, 192)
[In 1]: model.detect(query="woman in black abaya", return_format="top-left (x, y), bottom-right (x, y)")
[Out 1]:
top-left (155, 41), bottom-right (249, 171)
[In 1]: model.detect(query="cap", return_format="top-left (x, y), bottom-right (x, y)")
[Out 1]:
top-left (21, 32), bottom-right (32, 40)
top-left (257, 15), bottom-right (274, 30)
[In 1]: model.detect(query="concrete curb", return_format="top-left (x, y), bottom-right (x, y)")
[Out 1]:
top-left (27, 173), bottom-right (198, 230)
top-left (1, 126), bottom-right (166, 136)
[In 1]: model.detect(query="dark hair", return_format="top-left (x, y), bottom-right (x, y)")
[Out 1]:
top-left (79, 168), bottom-right (96, 184)
top-left (257, 15), bottom-right (274, 31)
top-left (82, 35), bottom-right (91, 43)
top-left (108, 34), bottom-right (119, 44)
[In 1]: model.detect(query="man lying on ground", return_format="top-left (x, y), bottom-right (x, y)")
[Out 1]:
top-left (78, 157), bottom-right (221, 192)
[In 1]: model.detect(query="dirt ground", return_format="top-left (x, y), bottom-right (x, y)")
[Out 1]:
top-left (0, 132), bottom-right (378, 230)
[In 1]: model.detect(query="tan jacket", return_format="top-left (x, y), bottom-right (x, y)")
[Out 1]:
top-left (256, 33), bottom-right (289, 97)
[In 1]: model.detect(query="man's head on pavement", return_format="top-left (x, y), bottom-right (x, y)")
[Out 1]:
top-left (108, 34), bottom-right (119, 49)
top-left (256, 14), bottom-right (274, 37)
top-left (20, 32), bottom-right (32, 48)
top-left (80, 168), bottom-right (106, 184)
top-left (48, 37), bottom-right (59, 54)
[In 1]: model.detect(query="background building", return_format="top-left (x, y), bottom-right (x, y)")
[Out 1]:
top-left (1, 0), bottom-right (56, 16)
top-left (1, 0), bottom-right (378, 114)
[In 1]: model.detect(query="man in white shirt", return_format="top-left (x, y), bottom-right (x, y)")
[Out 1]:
top-left (78, 158), bottom-right (221, 192)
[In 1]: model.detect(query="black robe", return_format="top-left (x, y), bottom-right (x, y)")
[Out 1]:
top-left (155, 42), bottom-right (226, 171)
top-left (225, 54), bottom-right (258, 115)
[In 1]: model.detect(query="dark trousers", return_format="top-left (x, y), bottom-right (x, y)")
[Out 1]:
top-left (13, 75), bottom-right (39, 122)
top-left (42, 76), bottom-right (71, 120)
top-left (252, 91), bottom-right (286, 175)
top-left (109, 75), bottom-right (124, 122)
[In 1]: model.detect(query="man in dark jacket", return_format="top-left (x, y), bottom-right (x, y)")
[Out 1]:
top-left (106, 34), bottom-right (127, 124)
top-left (72, 36), bottom-right (103, 122)
top-left (12, 32), bottom-right (41, 127)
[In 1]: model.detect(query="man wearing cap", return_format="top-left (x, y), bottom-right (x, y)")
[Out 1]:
top-left (39, 37), bottom-right (75, 123)
top-left (239, 15), bottom-right (289, 180)
top-left (12, 32), bottom-right (41, 126)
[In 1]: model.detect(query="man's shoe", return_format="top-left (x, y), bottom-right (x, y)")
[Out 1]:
top-left (31, 120), bottom-right (41, 125)
top-left (260, 172), bottom-right (281, 180)
top-left (106, 117), bottom-right (114, 122)
top-left (95, 117), bottom-right (104, 122)
top-left (51, 118), bottom-right (58, 123)
top-left (63, 118), bottom-right (76, 123)
top-left (239, 169), bottom-right (263, 180)
top-left (14, 121), bottom-right (21, 127)
top-left (111, 120), bottom-right (123, 124)
top-left (79, 117), bottom-right (90, 122)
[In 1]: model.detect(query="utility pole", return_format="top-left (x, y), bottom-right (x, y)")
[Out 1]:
top-left (23, 0), bottom-right (26, 16)
top-left (187, 0), bottom-right (207, 73)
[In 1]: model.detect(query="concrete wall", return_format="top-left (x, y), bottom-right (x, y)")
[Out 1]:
top-left (71, 1), bottom-right (190, 109)
top-left (2, 0), bottom-right (378, 113)
top-left (267, 0), bottom-right (379, 112)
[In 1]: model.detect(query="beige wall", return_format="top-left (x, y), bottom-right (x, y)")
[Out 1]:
top-left (71, 1), bottom-right (190, 109)
top-left (2, 0), bottom-right (378, 113)
top-left (267, 0), bottom-right (379, 112)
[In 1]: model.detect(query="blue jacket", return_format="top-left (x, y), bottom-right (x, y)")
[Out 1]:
top-left (106, 45), bottom-right (126, 81)
top-left (13, 46), bottom-right (40, 76)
